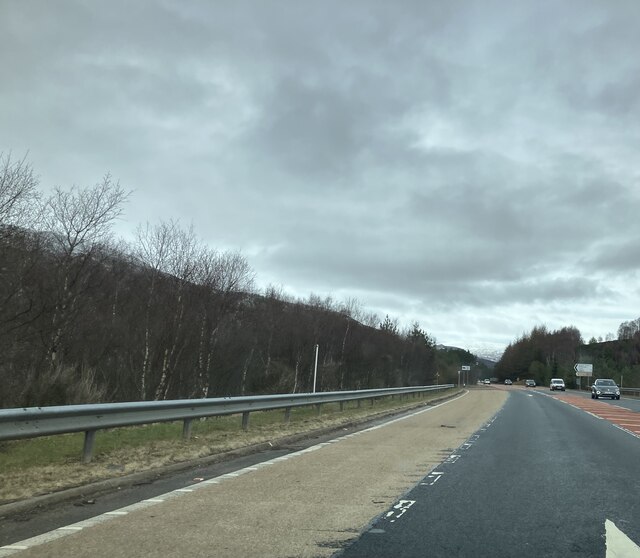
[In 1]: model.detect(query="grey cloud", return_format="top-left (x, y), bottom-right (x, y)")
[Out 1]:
top-left (580, 239), bottom-right (640, 273)
top-left (2, 0), bottom-right (639, 354)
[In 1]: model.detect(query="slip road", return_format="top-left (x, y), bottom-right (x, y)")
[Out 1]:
top-left (1, 390), bottom-right (503, 558)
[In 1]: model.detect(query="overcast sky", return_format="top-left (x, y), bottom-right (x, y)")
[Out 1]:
top-left (2, 1), bottom-right (639, 358)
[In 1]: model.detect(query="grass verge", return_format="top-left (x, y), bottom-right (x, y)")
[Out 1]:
top-left (0, 391), bottom-right (456, 503)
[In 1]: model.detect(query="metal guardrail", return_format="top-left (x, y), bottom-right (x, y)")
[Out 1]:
top-left (0, 385), bottom-right (454, 462)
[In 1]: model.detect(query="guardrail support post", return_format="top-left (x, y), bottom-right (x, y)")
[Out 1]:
top-left (339, 401), bottom-right (344, 411)
top-left (82, 430), bottom-right (96, 464)
top-left (357, 399), bottom-right (361, 408)
top-left (182, 419), bottom-right (192, 439)
top-left (242, 412), bottom-right (250, 431)
top-left (284, 407), bottom-right (291, 424)
top-left (315, 404), bottom-right (322, 416)
top-left (370, 398), bottom-right (374, 406)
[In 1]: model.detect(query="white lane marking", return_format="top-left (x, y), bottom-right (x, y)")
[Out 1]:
top-left (606, 519), bottom-right (640, 557)
top-left (385, 500), bottom-right (415, 523)
top-left (548, 396), bottom-right (640, 442)
top-left (376, 398), bottom-right (504, 533)
top-left (421, 472), bottom-right (444, 486)
top-left (556, 398), bottom-right (605, 420)
top-left (443, 454), bottom-right (461, 464)
top-left (611, 424), bottom-right (640, 441)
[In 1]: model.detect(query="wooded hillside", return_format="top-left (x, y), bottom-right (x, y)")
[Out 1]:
top-left (1, 154), bottom-right (478, 408)
top-left (494, 324), bottom-right (640, 388)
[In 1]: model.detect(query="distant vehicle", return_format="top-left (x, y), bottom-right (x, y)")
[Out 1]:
top-left (591, 379), bottom-right (620, 400)
top-left (483, 379), bottom-right (491, 385)
top-left (550, 378), bottom-right (565, 391)
top-left (525, 379), bottom-right (536, 387)
top-left (504, 379), bottom-right (512, 385)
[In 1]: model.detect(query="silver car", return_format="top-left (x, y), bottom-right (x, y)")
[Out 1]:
top-left (591, 379), bottom-right (620, 400)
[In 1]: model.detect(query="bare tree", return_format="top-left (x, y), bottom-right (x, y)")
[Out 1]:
top-left (0, 152), bottom-right (40, 233)
top-left (43, 176), bottom-right (129, 367)
top-left (618, 318), bottom-right (640, 341)
top-left (193, 248), bottom-right (255, 397)
top-left (45, 175), bottom-right (128, 257)
top-left (336, 298), bottom-right (362, 389)
top-left (152, 223), bottom-right (201, 400)
top-left (135, 220), bottom-right (176, 398)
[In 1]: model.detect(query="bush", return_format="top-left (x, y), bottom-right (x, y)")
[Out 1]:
top-left (19, 365), bottom-right (106, 407)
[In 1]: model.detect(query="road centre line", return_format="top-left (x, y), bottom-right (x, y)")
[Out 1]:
top-left (611, 424), bottom-right (640, 440)
top-left (556, 396), bottom-right (640, 439)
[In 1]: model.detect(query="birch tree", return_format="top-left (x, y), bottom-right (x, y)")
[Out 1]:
top-left (134, 220), bottom-right (201, 399)
top-left (0, 153), bottom-right (43, 354)
top-left (193, 248), bottom-right (254, 397)
top-left (43, 175), bottom-right (129, 368)
top-left (135, 220), bottom-right (176, 398)
top-left (152, 224), bottom-right (200, 400)
top-left (0, 154), bottom-right (42, 331)
top-left (0, 152), bottom-right (40, 231)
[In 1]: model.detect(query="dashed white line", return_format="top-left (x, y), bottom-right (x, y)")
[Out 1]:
top-left (384, 500), bottom-right (415, 523)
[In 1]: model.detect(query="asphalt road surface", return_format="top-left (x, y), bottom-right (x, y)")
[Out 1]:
top-left (2, 387), bottom-right (639, 557)
top-left (339, 387), bottom-right (640, 557)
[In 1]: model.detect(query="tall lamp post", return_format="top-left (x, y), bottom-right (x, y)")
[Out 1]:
top-left (313, 344), bottom-right (319, 393)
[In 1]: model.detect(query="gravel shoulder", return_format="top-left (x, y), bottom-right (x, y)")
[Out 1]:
top-left (6, 388), bottom-right (507, 558)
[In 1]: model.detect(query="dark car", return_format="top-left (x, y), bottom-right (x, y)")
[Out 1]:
top-left (591, 379), bottom-right (620, 400)
top-left (525, 379), bottom-right (536, 387)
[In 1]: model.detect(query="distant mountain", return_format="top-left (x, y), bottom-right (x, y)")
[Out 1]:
top-left (436, 344), bottom-right (498, 369)
top-left (476, 356), bottom-right (496, 369)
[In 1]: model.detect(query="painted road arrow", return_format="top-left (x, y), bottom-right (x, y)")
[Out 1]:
top-left (606, 519), bottom-right (640, 557)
